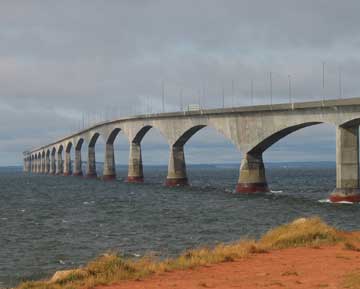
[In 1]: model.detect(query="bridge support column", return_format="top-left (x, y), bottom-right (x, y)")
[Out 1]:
top-left (127, 142), bottom-right (144, 183)
top-left (45, 155), bottom-right (50, 174)
top-left (86, 146), bottom-right (97, 178)
top-left (236, 152), bottom-right (269, 193)
top-left (49, 154), bottom-right (56, 174)
top-left (37, 158), bottom-right (41, 173)
top-left (73, 149), bottom-right (83, 176)
top-left (41, 157), bottom-right (45, 174)
top-left (103, 144), bottom-right (116, 180)
top-left (23, 158), bottom-right (27, 172)
top-left (166, 145), bottom-right (188, 187)
top-left (39, 157), bottom-right (43, 173)
top-left (56, 153), bottom-right (63, 175)
top-left (330, 125), bottom-right (360, 202)
top-left (63, 152), bottom-right (72, 176)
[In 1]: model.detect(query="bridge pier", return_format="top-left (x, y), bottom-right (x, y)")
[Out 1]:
top-left (330, 125), bottom-right (360, 202)
top-left (86, 146), bottom-right (97, 178)
top-left (103, 143), bottom-right (116, 180)
top-left (49, 153), bottom-right (56, 174)
top-left (73, 149), bottom-right (83, 176)
top-left (166, 145), bottom-right (188, 186)
top-left (24, 158), bottom-right (28, 172)
top-left (127, 142), bottom-right (144, 183)
top-left (236, 152), bottom-right (269, 193)
top-left (42, 157), bottom-right (46, 174)
top-left (37, 158), bottom-right (41, 173)
top-left (39, 157), bottom-right (43, 174)
top-left (63, 152), bottom-right (72, 176)
top-left (45, 154), bottom-right (50, 174)
top-left (56, 153), bottom-right (63, 175)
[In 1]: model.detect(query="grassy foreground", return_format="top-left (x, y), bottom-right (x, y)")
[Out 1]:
top-left (18, 217), bottom-right (357, 289)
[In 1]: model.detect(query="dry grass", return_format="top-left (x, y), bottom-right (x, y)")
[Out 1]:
top-left (259, 217), bottom-right (341, 249)
top-left (342, 271), bottom-right (360, 289)
top-left (17, 217), bottom-right (348, 289)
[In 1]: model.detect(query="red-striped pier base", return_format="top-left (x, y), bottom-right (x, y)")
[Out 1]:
top-left (63, 172), bottom-right (72, 176)
top-left (165, 178), bottom-right (189, 187)
top-left (85, 173), bottom-right (97, 179)
top-left (330, 189), bottom-right (360, 203)
top-left (73, 172), bottom-right (83, 177)
top-left (127, 176), bottom-right (144, 183)
top-left (102, 174), bottom-right (116, 181)
top-left (236, 182), bottom-right (270, 194)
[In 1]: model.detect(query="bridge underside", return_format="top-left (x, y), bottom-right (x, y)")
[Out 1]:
top-left (23, 99), bottom-right (360, 203)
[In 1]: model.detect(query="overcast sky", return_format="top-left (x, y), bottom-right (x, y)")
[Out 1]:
top-left (1, 0), bottom-right (359, 166)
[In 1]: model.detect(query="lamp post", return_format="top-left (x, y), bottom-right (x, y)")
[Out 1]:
top-left (322, 62), bottom-right (325, 103)
top-left (269, 72), bottom-right (273, 106)
top-left (288, 74), bottom-right (292, 104)
top-left (251, 79), bottom-right (254, 105)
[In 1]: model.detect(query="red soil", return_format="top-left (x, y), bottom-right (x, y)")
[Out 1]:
top-left (98, 244), bottom-right (360, 289)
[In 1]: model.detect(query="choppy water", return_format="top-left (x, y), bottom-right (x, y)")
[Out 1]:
top-left (1, 164), bottom-right (360, 287)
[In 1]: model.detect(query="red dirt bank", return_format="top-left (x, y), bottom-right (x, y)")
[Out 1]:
top-left (99, 245), bottom-right (360, 289)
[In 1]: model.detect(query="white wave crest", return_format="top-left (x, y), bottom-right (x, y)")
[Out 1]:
top-left (270, 190), bottom-right (283, 194)
top-left (318, 199), bottom-right (355, 204)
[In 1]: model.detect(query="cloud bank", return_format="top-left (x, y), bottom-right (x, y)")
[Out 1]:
top-left (1, 0), bottom-right (358, 165)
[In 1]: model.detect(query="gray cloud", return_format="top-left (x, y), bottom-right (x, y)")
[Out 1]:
top-left (0, 0), bottom-right (357, 165)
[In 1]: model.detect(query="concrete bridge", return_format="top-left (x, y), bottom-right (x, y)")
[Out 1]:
top-left (23, 98), bottom-right (360, 202)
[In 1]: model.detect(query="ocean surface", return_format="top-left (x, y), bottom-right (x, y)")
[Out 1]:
top-left (1, 163), bottom-right (360, 287)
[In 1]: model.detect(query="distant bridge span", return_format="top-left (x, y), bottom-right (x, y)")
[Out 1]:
top-left (23, 98), bottom-right (360, 202)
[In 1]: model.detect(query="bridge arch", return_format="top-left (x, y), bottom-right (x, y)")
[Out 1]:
top-left (132, 126), bottom-right (152, 144)
top-left (56, 145), bottom-right (64, 175)
top-left (173, 125), bottom-right (207, 147)
top-left (65, 142), bottom-right (73, 153)
top-left (102, 127), bottom-right (130, 180)
top-left (126, 125), bottom-right (170, 183)
top-left (75, 138), bottom-right (84, 150)
top-left (71, 138), bottom-right (84, 176)
top-left (63, 142), bottom-right (73, 176)
top-left (45, 149), bottom-right (50, 174)
top-left (106, 128), bottom-right (121, 144)
top-left (248, 122), bottom-right (323, 155)
top-left (51, 147), bottom-right (56, 156)
top-left (88, 133), bottom-right (100, 147)
top-left (49, 147), bottom-right (57, 174)
top-left (85, 132), bottom-right (101, 178)
top-left (339, 118), bottom-right (360, 128)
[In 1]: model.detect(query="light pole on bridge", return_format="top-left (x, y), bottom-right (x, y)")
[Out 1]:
top-left (288, 74), bottom-right (292, 104)
top-left (162, 81), bottom-right (165, 113)
top-left (269, 72), bottom-right (273, 107)
top-left (322, 61), bottom-right (325, 104)
top-left (339, 67), bottom-right (343, 99)
top-left (250, 79), bottom-right (254, 105)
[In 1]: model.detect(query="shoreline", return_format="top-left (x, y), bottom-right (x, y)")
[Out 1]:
top-left (16, 217), bottom-right (360, 289)
top-left (101, 244), bottom-right (360, 289)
